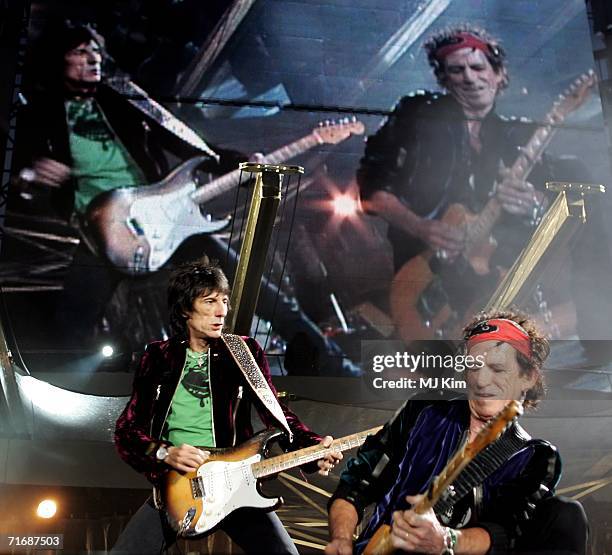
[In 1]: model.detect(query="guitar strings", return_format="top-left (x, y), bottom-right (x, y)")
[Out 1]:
top-left (224, 168), bottom-right (248, 268)
top-left (257, 172), bottom-right (303, 353)
top-left (253, 171), bottom-right (291, 342)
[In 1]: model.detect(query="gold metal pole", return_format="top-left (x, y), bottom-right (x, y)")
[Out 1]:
top-left (226, 163), bottom-right (304, 335)
top-left (485, 182), bottom-right (605, 311)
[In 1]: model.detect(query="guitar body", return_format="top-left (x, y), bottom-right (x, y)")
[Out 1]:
top-left (86, 156), bottom-right (228, 275)
top-left (162, 429), bottom-right (284, 537)
top-left (361, 524), bottom-right (392, 555)
top-left (390, 203), bottom-right (497, 342)
top-left (84, 119), bottom-right (365, 276)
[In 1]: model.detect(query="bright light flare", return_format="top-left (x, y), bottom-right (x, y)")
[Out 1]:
top-left (36, 499), bottom-right (57, 519)
top-left (331, 193), bottom-right (359, 218)
top-left (101, 345), bottom-right (114, 358)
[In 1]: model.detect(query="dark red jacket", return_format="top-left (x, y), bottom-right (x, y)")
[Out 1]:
top-left (114, 336), bottom-right (321, 484)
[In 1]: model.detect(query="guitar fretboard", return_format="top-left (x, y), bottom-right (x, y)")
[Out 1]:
top-left (415, 400), bottom-right (521, 514)
top-left (252, 426), bottom-right (382, 479)
top-left (190, 134), bottom-right (321, 205)
top-left (466, 104), bottom-right (566, 250)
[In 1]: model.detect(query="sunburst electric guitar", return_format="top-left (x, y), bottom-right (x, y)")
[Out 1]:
top-left (390, 72), bottom-right (596, 341)
top-left (163, 426), bottom-right (381, 537)
top-left (362, 401), bottom-right (523, 555)
top-left (86, 119), bottom-right (364, 275)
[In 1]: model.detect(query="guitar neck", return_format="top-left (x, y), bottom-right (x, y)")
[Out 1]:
top-left (414, 400), bottom-right (521, 514)
top-left (511, 122), bottom-right (556, 182)
top-left (190, 133), bottom-right (320, 205)
top-left (468, 119), bottom-right (557, 247)
top-left (467, 196), bottom-right (502, 249)
top-left (252, 426), bottom-right (382, 479)
top-left (414, 439), bottom-right (470, 514)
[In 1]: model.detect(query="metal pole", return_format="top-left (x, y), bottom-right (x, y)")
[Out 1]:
top-left (226, 163), bottom-right (303, 335)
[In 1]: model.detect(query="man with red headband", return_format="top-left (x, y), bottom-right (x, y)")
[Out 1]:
top-left (357, 25), bottom-right (547, 268)
top-left (355, 25), bottom-right (595, 335)
top-left (325, 309), bottom-right (588, 555)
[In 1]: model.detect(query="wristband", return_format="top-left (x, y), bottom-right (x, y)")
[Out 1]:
top-left (441, 527), bottom-right (457, 555)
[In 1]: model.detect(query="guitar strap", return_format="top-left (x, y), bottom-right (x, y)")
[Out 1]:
top-left (434, 422), bottom-right (530, 518)
top-left (221, 333), bottom-right (293, 442)
top-left (105, 76), bottom-right (220, 161)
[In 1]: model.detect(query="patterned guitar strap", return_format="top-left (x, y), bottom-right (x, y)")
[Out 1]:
top-left (222, 334), bottom-right (293, 443)
top-left (105, 76), bottom-right (220, 161)
top-left (434, 423), bottom-right (531, 525)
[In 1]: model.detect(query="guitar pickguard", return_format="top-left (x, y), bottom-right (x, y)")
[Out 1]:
top-left (129, 181), bottom-right (228, 272)
top-left (190, 454), bottom-right (277, 536)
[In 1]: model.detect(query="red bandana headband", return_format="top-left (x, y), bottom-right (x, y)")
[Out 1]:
top-left (434, 32), bottom-right (490, 61)
top-left (466, 318), bottom-right (532, 359)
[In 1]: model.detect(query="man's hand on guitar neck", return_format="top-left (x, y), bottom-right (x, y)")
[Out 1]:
top-left (496, 163), bottom-right (546, 217)
top-left (164, 444), bottom-right (210, 473)
top-left (317, 435), bottom-right (343, 476)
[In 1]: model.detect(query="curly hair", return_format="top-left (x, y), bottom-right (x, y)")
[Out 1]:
top-left (462, 308), bottom-right (550, 408)
top-left (423, 23), bottom-right (508, 90)
top-left (167, 257), bottom-right (230, 339)
top-left (32, 21), bottom-right (106, 91)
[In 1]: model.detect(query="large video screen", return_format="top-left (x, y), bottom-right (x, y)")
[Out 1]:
top-left (1, 1), bottom-right (612, 554)
top-left (3, 1), bottom-right (612, 380)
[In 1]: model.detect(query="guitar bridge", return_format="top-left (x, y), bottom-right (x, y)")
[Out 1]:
top-left (191, 476), bottom-right (205, 499)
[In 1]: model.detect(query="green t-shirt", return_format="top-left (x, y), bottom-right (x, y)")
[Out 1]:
top-left (66, 98), bottom-right (144, 213)
top-left (164, 349), bottom-right (215, 448)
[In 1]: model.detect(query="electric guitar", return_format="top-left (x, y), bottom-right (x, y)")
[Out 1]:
top-left (361, 401), bottom-right (523, 555)
top-left (85, 119), bottom-right (364, 275)
top-left (390, 71), bottom-right (596, 341)
top-left (162, 425), bottom-right (381, 537)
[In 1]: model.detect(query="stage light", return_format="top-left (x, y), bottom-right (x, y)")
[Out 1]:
top-left (332, 194), bottom-right (359, 218)
top-left (36, 499), bottom-right (57, 519)
top-left (101, 345), bottom-right (114, 358)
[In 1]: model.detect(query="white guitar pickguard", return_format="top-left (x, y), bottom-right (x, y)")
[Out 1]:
top-left (193, 454), bottom-right (277, 535)
top-left (129, 182), bottom-right (227, 271)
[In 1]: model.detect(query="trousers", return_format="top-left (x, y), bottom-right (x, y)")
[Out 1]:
top-left (514, 496), bottom-right (588, 555)
top-left (111, 496), bottom-right (299, 555)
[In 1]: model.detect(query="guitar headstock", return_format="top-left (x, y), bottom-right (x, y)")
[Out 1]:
top-left (549, 70), bottom-right (597, 124)
top-left (467, 400), bottom-right (523, 456)
top-left (313, 118), bottom-right (365, 144)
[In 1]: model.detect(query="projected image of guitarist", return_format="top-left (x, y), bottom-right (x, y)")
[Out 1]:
top-left (113, 258), bottom-right (343, 554)
top-left (326, 310), bottom-right (588, 555)
top-left (13, 22), bottom-right (242, 347)
top-left (357, 24), bottom-right (601, 342)
top-left (13, 21), bottom-right (361, 374)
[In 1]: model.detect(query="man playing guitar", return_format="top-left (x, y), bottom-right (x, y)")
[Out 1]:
top-left (13, 21), bottom-right (357, 375)
top-left (356, 24), bottom-right (599, 340)
top-left (325, 310), bottom-right (588, 554)
top-left (113, 258), bottom-right (342, 553)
